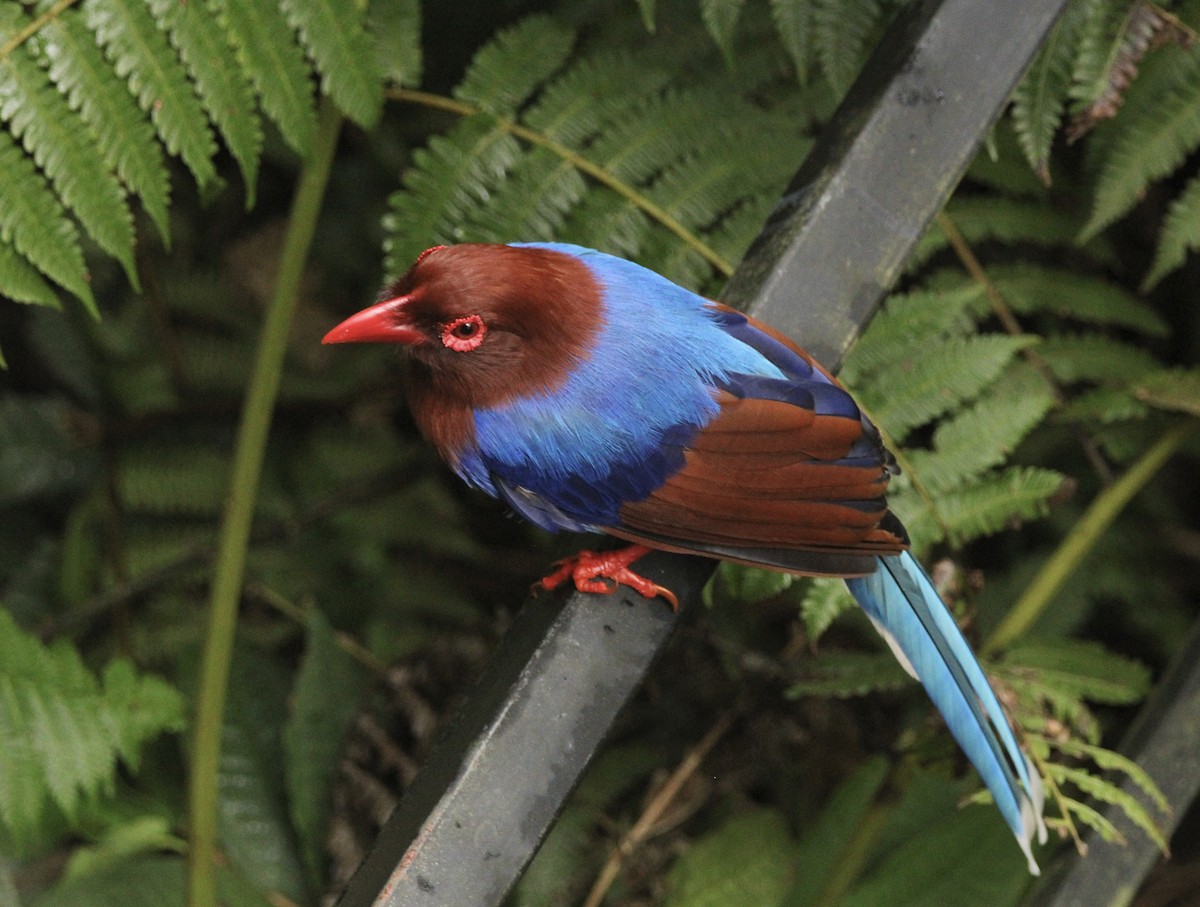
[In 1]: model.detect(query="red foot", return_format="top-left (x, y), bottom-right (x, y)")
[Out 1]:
top-left (535, 544), bottom-right (680, 611)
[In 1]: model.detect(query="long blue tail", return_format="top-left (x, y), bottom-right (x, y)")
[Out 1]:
top-left (845, 551), bottom-right (1046, 873)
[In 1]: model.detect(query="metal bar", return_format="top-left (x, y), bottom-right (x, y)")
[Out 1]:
top-left (1025, 618), bottom-right (1200, 907)
top-left (334, 1), bottom-right (1070, 904)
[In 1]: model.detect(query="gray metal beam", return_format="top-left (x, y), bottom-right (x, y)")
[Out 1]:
top-left (334, 0), bottom-right (1071, 903)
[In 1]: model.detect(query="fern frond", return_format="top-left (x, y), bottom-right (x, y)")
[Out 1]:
top-left (701, 0), bottom-right (748, 63)
top-left (146, 0), bottom-right (262, 201)
top-left (1050, 764), bottom-right (1169, 852)
top-left (798, 577), bottom-right (857, 642)
top-left (279, 0), bottom-right (381, 128)
top-left (465, 147), bottom-right (587, 242)
top-left (813, 0), bottom-right (880, 97)
top-left (1010, 2), bottom-right (1083, 184)
top-left (981, 265), bottom-right (1170, 336)
top-left (1039, 333), bottom-right (1162, 386)
top-left (0, 610), bottom-right (184, 841)
top-left (840, 283), bottom-right (979, 382)
top-left (0, 8), bottom-right (136, 283)
top-left (0, 131), bottom-right (95, 312)
top-left (210, 0), bottom-right (316, 155)
top-left (0, 241), bottom-right (58, 307)
top-left (769, 0), bottom-right (815, 80)
top-left (38, 8), bottom-right (171, 240)
top-left (897, 465), bottom-right (1065, 546)
top-left (522, 50), bottom-right (673, 146)
top-left (997, 638), bottom-right (1151, 707)
top-left (84, 0), bottom-right (217, 188)
top-left (383, 117), bottom-right (523, 274)
top-left (1133, 367), bottom-right (1200, 415)
top-left (1057, 386), bottom-right (1149, 423)
top-left (909, 196), bottom-right (1101, 270)
top-left (1081, 39), bottom-right (1200, 238)
top-left (907, 365), bottom-right (1057, 494)
top-left (1143, 169), bottom-right (1200, 289)
top-left (454, 16), bottom-right (576, 115)
top-left (856, 334), bottom-right (1038, 440)
top-left (369, 0), bottom-right (421, 87)
top-left (1052, 737), bottom-right (1169, 816)
top-left (786, 650), bottom-right (912, 698)
top-left (1068, 0), bottom-right (1137, 112)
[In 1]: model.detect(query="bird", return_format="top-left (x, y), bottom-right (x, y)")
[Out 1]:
top-left (323, 241), bottom-right (1047, 872)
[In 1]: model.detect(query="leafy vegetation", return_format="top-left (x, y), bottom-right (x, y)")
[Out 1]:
top-left (2, 0), bottom-right (1198, 906)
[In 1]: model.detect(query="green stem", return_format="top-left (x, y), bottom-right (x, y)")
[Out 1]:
top-left (984, 422), bottom-right (1194, 655)
top-left (186, 99), bottom-right (343, 907)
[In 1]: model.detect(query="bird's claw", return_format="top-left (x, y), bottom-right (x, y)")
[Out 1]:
top-left (535, 545), bottom-right (679, 611)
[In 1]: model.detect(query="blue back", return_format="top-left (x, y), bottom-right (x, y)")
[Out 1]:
top-left (456, 243), bottom-right (785, 529)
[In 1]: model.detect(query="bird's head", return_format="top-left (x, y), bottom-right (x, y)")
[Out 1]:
top-left (323, 243), bottom-right (603, 407)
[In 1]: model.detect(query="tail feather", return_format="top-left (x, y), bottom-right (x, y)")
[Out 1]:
top-left (846, 551), bottom-right (1047, 873)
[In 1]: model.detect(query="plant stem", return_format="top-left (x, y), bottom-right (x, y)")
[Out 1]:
top-left (186, 99), bottom-right (343, 907)
top-left (984, 422), bottom-right (1193, 655)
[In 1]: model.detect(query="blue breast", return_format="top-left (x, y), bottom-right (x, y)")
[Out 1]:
top-left (455, 243), bottom-right (786, 531)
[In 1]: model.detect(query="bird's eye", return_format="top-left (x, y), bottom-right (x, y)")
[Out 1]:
top-left (441, 314), bottom-right (487, 351)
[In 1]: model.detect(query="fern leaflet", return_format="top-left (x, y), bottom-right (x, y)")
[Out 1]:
top-left (147, 0), bottom-right (262, 202)
top-left (279, 0), bottom-right (381, 128)
top-left (211, 0), bottom-right (316, 155)
top-left (84, 0), bottom-right (218, 188)
top-left (1143, 169), bottom-right (1200, 288)
top-left (37, 8), bottom-right (171, 240)
top-left (0, 6), bottom-right (136, 283)
top-left (0, 130), bottom-right (95, 312)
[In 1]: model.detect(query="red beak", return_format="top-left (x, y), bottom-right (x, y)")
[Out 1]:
top-left (322, 296), bottom-right (424, 345)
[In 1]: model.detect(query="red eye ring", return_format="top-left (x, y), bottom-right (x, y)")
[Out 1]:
top-left (415, 245), bottom-right (446, 266)
top-left (441, 314), bottom-right (487, 351)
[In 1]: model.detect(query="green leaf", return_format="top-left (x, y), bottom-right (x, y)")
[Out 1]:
top-left (1052, 737), bottom-right (1169, 816)
top-left (813, 0), bottom-right (880, 96)
top-left (839, 799), bottom-right (1029, 907)
top-left (0, 130), bottom-right (96, 312)
top-left (769, 0), bottom-right (815, 79)
top-left (211, 0), bottom-right (316, 155)
top-left (1009, 4), bottom-right (1082, 183)
top-left (1082, 41), bottom-right (1200, 239)
top-left (900, 465), bottom-right (1065, 546)
top-left (283, 609), bottom-right (367, 885)
top-left (0, 240), bottom-right (59, 307)
top-left (786, 651), bottom-right (912, 699)
top-left (84, 0), bottom-right (218, 188)
top-left (279, 0), bottom-right (382, 128)
top-left (1144, 169), bottom-right (1200, 289)
top-left (907, 365), bottom-right (1057, 494)
top-left (1133, 367), bottom-right (1200, 415)
top-left (369, 0), bottom-right (422, 87)
top-left (701, 0), bottom-right (747, 63)
top-left (1050, 764), bottom-right (1168, 852)
top-left (996, 638), bottom-right (1151, 706)
top-left (0, 8), bottom-right (137, 283)
top-left (38, 8), bottom-right (172, 240)
top-left (0, 610), bottom-right (184, 846)
top-left (784, 756), bottom-right (889, 907)
top-left (455, 16), bottom-right (577, 115)
top-left (146, 0), bottom-right (262, 201)
top-left (664, 810), bottom-right (798, 907)
top-left (1038, 334), bottom-right (1162, 386)
top-left (219, 646), bottom-right (308, 903)
top-left (983, 266), bottom-right (1169, 336)
top-left (115, 443), bottom-right (231, 516)
top-left (798, 578), bottom-right (857, 643)
top-left (857, 334), bottom-right (1038, 440)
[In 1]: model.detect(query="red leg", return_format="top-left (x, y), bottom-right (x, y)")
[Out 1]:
top-left (536, 544), bottom-right (680, 611)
